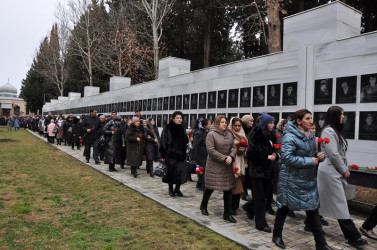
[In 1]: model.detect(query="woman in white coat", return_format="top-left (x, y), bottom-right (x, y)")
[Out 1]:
top-left (317, 106), bottom-right (368, 247)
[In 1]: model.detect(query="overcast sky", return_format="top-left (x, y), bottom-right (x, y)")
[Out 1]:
top-left (0, 0), bottom-right (59, 96)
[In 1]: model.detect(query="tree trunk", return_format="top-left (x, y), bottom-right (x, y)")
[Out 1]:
top-left (153, 25), bottom-right (159, 78)
top-left (203, 9), bottom-right (212, 68)
top-left (267, 0), bottom-right (281, 53)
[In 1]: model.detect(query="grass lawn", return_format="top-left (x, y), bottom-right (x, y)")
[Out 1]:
top-left (0, 127), bottom-right (242, 249)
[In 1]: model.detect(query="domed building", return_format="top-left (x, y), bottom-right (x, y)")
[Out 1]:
top-left (0, 81), bottom-right (27, 117)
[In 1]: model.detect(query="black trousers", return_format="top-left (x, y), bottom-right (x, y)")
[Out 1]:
top-left (251, 178), bottom-right (271, 229)
top-left (232, 194), bottom-right (241, 211)
top-left (273, 206), bottom-right (327, 248)
top-left (338, 219), bottom-right (361, 240)
top-left (84, 137), bottom-right (99, 161)
top-left (363, 205), bottom-right (377, 230)
top-left (200, 188), bottom-right (232, 217)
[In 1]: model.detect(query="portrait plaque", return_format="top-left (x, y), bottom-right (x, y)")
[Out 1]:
top-left (190, 114), bottom-right (197, 127)
top-left (217, 90), bottom-right (227, 108)
top-left (267, 84), bottom-right (281, 106)
top-left (359, 111), bottom-right (377, 141)
top-left (176, 95), bottom-right (182, 110)
top-left (208, 91), bottom-right (216, 109)
top-left (162, 114), bottom-right (168, 127)
top-left (191, 93), bottom-right (198, 109)
top-left (314, 79), bottom-right (333, 105)
top-left (158, 98), bottom-right (163, 111)
top-left (169, 96), bottom-right (176, 110)
top-left (253, 86), bottom-right (265, 107)
top-left (336, 76), bottom-right (356, 104)
top-left (282, 82), bottom-right (297, 106)
top-left (143, 100), bottom-right (147, 111)
top-left (147, 99), bottom-right (152, 111)
top-left (360, 73), bottom-right (377, 103)
top-left (183, 94), bottom-right (190, 110)
top-left (157, 114), bottom-right (162, 127)
top-left (152, 98), bottom-right (157, 111)
top-left (228, 89), bottom-right (239, 108)
top-left (240, 87), bottom-right (251, 107)
top-left (163, 97), bottom-right (169, 110)
top-left (199, 92), bottom-right (207, 109)
top-left (343, 112), bottom-right (355, 139)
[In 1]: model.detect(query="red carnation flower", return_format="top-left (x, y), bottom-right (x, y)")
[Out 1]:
top-left (273, 144), bottom-right (282, 149)
top-left (151, 129), bottom-right (154, 133)
top-left (233, 167), bottom-right (239, 174)
top-left (318, 138), bottom-right (324, 143)
top-left (199, 171), bottom-right (203, 175)
top-left (277, 133), bottom-right (281, 138)
top-left (139, 133), bottom-right (142, 137)
top-left (111, 128), bottom-right (116, 131)
top-left (350, 164), bottom-right (359, 170)
top-left (323, 137), bottom-right (330, 144)
top-left (240, 139), bottom-right (248, 147)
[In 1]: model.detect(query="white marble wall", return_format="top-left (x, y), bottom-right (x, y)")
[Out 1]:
top-left (42, 1), bottom-right (377, 168)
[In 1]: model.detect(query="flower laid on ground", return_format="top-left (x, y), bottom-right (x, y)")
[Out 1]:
top-left (318, 137), bottom-right (330, 144)
top-left (195, 165), bottom-right (204, 175)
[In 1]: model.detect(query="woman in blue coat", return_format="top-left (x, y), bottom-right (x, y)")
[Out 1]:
top-left (272, 109), bottom-right (331, 250)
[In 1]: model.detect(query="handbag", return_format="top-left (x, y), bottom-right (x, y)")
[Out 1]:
top-left (232, 177), bottom-right (244, 195)
top-left (153, 162), bottom-right (167, 178)
top-left (68, 127), bottom-right (73, 133)
top-left (52, 126), bottom-right (58, 133)
top-left (186, 160), bottom-right (196, 174)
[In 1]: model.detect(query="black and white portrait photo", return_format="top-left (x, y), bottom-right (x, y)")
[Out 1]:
top-left (207, 113), bottom-right (216, 122)
top-left (240, 87), bottom-right (251, 107)
top-left (147, 99), bottom-right (152, 111)
top-left (176, 95), bottom-right (182, 110)
top-left (361, 73), bottom-right (377, 103)
top-left (282, 112), bottom-right (295, 122)
top-left (270, 113), bottom-right (280, 125)
top-left (208, 91), bottom-right (216, 109)
top-left (183, 94), bottom-right (190, 110)
top-left (152, 98), bottom-right (157, 111)
top-left (139, 100), bottom-right (143, 111)
top-left (227, 113), bottom-right (238, 121)
top-left (282, 82), bottom-right (297, 106)
top-left (267, 84), bottom-right (281, 106)
top-left (191, 93), bottom-right (198, 109)
top-left (157, 114), bottom-right (162, 127)
top-left (158, 98), bottom-right (163, 110)
top-left (228, 89), bottom-right (239, 108)
top-left (253, 86), bottom-right (265, 107)
top-left (313, 112), bottom-right (326, 137)
top-left (162, 114), bottom-right (168, 127)
top-left (199, 92), bottom-right (207, 109)
top-left (217, 90), bottom-right (227, 108)
top-left (336, 76), bottom-right (356, 104)
top-left (133, 101), bottom-right (138, 111)
top-left (130, 101), bottom-right (135, 112)
top-left (343, 112), bottom-right (355, 139)
top-left (190, 114), bottom-right (197, 127)
top-left (314, 79), bottom-right (333, 105)
top-left (359, 112), bottom-right (377, 140)
top-left (126, 102), bottom-right (130, 112)
top-left (182, 114), bottom-right (189, 128)
top-left (163, 97), bottom-right (169, 110)
top-left (169, 96), bottom-right (175, 110)
top-left (143, 100), bottom-right (147, 111)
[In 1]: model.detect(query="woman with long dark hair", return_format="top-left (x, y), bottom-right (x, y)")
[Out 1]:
top-left (272, 109), bottom-right (331, 250)
top-left (318, 106), bottom-right (368, 247)
top-left (199, 115), bottom-right (237, 223)
top-left (125, 117), bottom-right (144, 177)
top-left (160, 111), bottom-right (189, 197)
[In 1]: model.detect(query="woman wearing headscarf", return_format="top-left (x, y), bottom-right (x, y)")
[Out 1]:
top-left (199, 115), bottom-right (237, 223)
top-left (103, 116), bottom-right (126, 172)
top-left (244, 113), bottom-right (277, 233)
top-left (160, 111), bottom-right (189, 197)
top-left (241, 114), bottom-right (254, 201)
top-left (228, 117), bottom-right (248, 215)
top-left (56, 116), bottom-right (65, 145)
top-left (71, 116), bottom-right (83, 150)
top-left (125, 117), bottom-right (144, 177)
top-left (272, 109), bottom-right (330, 250)
top-left (317, 106), bottom-right (368, 247)
top-left (192, 118), bottom-right (212, 190)
top-left (144, 117), bottom-right (161, 177)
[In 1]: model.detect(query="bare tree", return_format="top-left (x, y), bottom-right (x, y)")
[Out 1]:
top-left (64, 0), bottom-right (106, 86)
top-left (94, 3), bottom-right (154, 83)
top-left (266, 0), bottom-right (281, 53)
top-left (134, 0), bottom-right (176, 78)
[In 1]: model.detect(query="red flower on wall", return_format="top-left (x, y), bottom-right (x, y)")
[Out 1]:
top-left (350, 164), bottom-right (359, 170)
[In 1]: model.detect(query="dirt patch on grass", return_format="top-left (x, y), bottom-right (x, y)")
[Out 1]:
top-left (0, 139), bottom-right (17, 143)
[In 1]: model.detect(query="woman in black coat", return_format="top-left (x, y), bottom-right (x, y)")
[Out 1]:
top-left (144, 117), bottom-right (160, 177)
top-left (244, 113), bottom-right (278, 233)
top-left (125, 117), bottom-right (144, 177)
top-left (71, 117), bottom-right (83, 150)
top-left (63, 116), bottom-right (73, 146)
top-left (160, 111), bottom-right (189, 197)
top-left (103, 116), bottom-right (126, 172)
top-left (192, 118), bottom-right (211, 190)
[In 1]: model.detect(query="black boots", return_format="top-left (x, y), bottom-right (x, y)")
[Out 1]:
top-left (174, 185), bottom-right (183, 197)
top-left (131, 166), bottom-right (138, 177)
top-left (169, 184), bottom-right (175, 197)
top-left (109, 164), bottom-right (117, 172)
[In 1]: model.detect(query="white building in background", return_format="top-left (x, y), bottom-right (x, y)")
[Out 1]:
top-left (0, 81), bottom-right (27, 117)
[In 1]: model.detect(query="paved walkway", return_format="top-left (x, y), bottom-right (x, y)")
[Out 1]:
top-left (30, 131), bottom-right (377, 250)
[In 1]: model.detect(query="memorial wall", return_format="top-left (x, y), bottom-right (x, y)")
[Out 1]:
top-left (43, 1), bottom-right (377, 166)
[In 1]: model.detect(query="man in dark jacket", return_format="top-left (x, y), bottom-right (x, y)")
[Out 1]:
top-left (82, 109), bottom-right (101, 164)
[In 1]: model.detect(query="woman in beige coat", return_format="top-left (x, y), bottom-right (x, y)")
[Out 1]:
top-left (199, 115), bottom-right (237, 223)
top-left (318, 106), bottom-right (367, 247)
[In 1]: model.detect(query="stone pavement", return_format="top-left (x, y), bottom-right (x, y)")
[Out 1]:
top-left (30, 131), bottom-right (377, 250)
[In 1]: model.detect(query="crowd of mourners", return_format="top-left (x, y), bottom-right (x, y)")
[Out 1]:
top-left (3, 105), bottom-right (377, 250)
